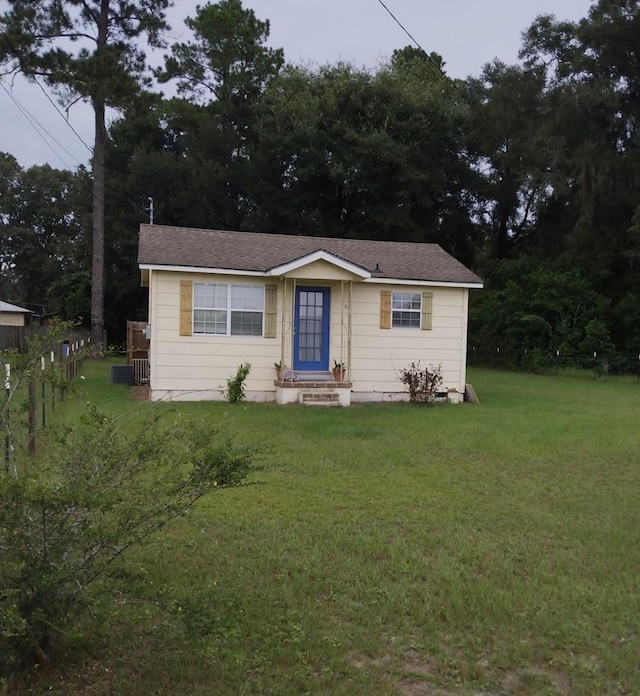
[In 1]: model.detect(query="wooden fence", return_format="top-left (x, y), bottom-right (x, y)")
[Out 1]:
top-left (0, 325), bottom-right (90, 354)
top-left (0, 325), bottom-right (42, 351)
top-left (127, 321), bottom-right (150, 385)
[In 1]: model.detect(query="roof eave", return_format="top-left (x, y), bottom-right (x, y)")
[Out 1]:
top-left (138, 263), bottom-right (265, 277)
top-left (364, 277), bottom-right (483, 289)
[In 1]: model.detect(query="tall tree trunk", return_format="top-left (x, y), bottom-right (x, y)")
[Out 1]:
top-left (91, 97), bottom-right (106, 354)
top-left (90, 0), bottom-right (110, 355)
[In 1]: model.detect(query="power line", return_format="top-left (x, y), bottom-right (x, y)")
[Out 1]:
top-left (33, 78), bottom-right (94, 157)
top-left (374, 0), bottom-right (492, 130)
top-left (0, 82), bottom-right (78, 169)
top-left (375, 0), bottom-right (460, 85)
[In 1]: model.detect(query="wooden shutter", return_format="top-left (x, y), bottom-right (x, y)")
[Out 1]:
top-left (264, 284), bottom-right (277, 338)
top-left (380, 290), bottom-right (391, 329)
top-left (179, 280), bottom-right (193, 336)
top-left (421, 291), bottom-right (433, 331)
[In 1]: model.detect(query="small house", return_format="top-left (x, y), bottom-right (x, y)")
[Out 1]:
top-left (137, 224), bottom-right (482, 405)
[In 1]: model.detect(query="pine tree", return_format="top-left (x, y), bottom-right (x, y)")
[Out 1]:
top-left (0, 0), bottom-right (172, 351)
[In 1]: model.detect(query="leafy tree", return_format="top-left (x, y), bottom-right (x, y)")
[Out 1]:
top-left (248, 57), bottom-right (476, 259)
top-left (0, 153), bottom-right (89, 317)
top-left (0, 0), bottom-right (173, 351)
top-left (156, 0), bottom-right (284, 231)
top-left (464, 61), bottom-right (553, 260)
top-left (0, 152), bottom-right (22, 299)
top-left (159, 0), bottom-right (284, 106)
top-left (101, 94), bottom-right (196, 341)
top-left (469, 261), bottom-right (615, 368)
top-left (517, 0), bottom-right (640, 351)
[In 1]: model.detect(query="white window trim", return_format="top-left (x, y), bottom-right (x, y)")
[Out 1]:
top-left (193, 282), bottom-right (265, 336)
top-left (391, 291), bottom-right (422, 329)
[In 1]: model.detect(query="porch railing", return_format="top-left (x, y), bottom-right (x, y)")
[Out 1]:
top-left (133, 358), bottom-right (150, 385)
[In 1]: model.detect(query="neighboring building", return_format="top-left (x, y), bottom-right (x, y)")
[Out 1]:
top-left (0, 300), bottom-right (32, 326)
top-left (138, 224), bottom-right (483, 405)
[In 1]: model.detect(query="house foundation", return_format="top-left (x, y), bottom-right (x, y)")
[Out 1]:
top-left (275, 379), bottom-right (352, 407)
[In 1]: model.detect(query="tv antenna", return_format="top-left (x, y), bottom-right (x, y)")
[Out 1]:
top-left (145, 196), bottom-right (154, 225)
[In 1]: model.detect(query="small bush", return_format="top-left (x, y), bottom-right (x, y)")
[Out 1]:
top-left (0, 406), bottom-right (258, 676)
top-left (225, 362), bottom-right (251, 403)
top-left (399, 361), bottom-right (443, 404)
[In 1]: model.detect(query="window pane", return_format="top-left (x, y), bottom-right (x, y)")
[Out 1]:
top-left (213, 285), bottom-right (227, 307)
top-left (392, 292), bottom-right (420, 310)
top-left (392, 311), bottom-right (420, 328)
top-left (194, 309), bottom-right (226, 334)
top-left (391, 292), bottom-right (421, 328)
top-left (231, 285), bottom-right (263, 311)
top-left (194, 283), bottom-right (226, 308)
top-left (194, 284), bottom-right (263, 336)
top-left (299, 344), bottom-right (320, 362)
top-left (230, 311), bottom-right (263, 336)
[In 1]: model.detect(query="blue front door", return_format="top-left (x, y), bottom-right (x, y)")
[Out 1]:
top-left (294, 287), bottom-right (330, 371)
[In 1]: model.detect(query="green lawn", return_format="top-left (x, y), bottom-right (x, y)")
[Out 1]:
top-left (14, 365), bottom-right (640, 695)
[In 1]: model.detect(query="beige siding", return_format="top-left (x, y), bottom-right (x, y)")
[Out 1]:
top-left (285, 259), bottom-right (358, 281)
top-left (349, 283), bottom-right (468, 394)
top-left (150, 272), bottom-right (282, 396)
top-left (148, 271), bottom-right (471, 400)
top-left (0, 312), bottom-right (26, 327)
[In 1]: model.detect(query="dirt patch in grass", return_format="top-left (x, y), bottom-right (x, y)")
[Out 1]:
top-left (397, 681), bottom-right (497, 696)
top-left (396, 682), bottom-right (445, 696)
top-left (403, 649), bottom-right (438, 677)
top-left (397, 649), bottom-right (573, 696)
top-left (129, 385), bottom-right (149, 401)
top-left (501, 665), bottom-right (572, 695)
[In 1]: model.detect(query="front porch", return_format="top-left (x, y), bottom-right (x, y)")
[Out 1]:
top-left (273, 266), bottom-right (357, 405)
top-left (274, 372), bottom-right (352, 407)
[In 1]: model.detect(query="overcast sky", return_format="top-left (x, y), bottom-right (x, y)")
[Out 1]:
top-left (0, 0), bottom-right (594, 170)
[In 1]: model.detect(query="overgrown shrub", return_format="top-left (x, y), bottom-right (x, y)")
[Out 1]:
top-left (398, 362), bottom-right (443, 404)
top-left (0, 402), bottom-right (258, 677)
top-left (225, 362), bottom-right (251, 403)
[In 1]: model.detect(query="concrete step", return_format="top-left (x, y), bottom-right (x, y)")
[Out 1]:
top-left (299, 391), bottom-right (340, 406)
top-left (295, 371), bottom-right (333, 382)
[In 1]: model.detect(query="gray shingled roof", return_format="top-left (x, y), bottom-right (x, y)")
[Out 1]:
top-left (138, 224), bottom-right (483, 285)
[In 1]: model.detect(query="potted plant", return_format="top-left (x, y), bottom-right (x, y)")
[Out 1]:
top-left (332, 359), bottom-right (346, 381)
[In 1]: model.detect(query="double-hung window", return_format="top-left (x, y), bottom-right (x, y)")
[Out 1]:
top-left (392, 292), bottom-right (422, 328)
top-left (379, 290), bottom-right (433, 330)
top-left (193, 283), bottom-right (264, 336)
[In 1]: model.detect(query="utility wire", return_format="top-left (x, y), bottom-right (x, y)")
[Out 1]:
top-left (34, 77), bottom-right (94, 157)
top-left (0, 82), bottom-right (78, 169)
top-left (375, 0), bottom-right (465, 91)
top-left (373, 0), bottom-right (498, 136)
top-left (376, 0), bottom-right (428, 57)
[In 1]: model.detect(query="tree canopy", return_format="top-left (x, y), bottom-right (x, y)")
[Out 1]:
top-left (0, 0), bottom-right (173, 350)
top-left (2, 0), bottom-right (639, 364)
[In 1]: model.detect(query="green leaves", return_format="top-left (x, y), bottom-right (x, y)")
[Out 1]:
top-left (0, 0), bottom-right (171, 107)
top-left (0, 158), bottom-right (88, 315)
top-left (249, 60), bottom-right (469, 244)
top-left (158, 0), bottom-right (284, 105)
top-left (0, 403), bottom-right (258, 673)
top-left (226, 362), bottom-right (251, 403)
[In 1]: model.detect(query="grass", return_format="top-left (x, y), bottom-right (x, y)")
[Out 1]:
top-left (11, 365), bottom-right (640, 695)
